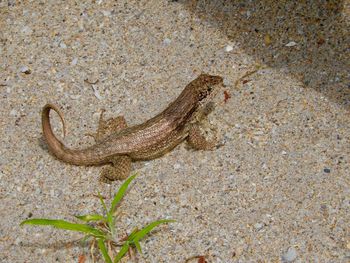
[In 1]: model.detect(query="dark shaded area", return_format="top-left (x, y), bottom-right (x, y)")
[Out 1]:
top-left (180, 0), bottom-right (349, 109)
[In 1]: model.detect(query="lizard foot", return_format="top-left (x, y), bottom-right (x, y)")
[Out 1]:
top-left (100, 156), bottom-right (132, 182)
top-left (187, 125), bottom-right (218, 150)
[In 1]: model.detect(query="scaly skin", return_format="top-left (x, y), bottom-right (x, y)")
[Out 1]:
top-left (42, 74), bottom-right (224, 179)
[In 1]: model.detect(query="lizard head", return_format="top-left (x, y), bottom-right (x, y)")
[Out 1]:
top-left (194, 74), bottom-right (224, 104)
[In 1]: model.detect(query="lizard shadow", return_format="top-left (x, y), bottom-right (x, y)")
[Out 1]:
top-left (37, 136), bottom-right (48, 152)
top-left (179, 0), bottom-right (349, 109)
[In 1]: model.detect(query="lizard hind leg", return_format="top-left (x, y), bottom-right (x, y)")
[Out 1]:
top-left (100, 155), bottom-right (132, 182)
top-left (187, 125), bottom-right (218, 150)
top-left (86, 109), bottom-right (127, 143)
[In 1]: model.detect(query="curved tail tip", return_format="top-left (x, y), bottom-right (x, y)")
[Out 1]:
top-left (43, 103), bottom-right (67, 137)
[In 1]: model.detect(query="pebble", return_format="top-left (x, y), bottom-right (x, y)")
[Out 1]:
top-left (282, 247), bottom-right (297, 262)
top-left (14, 237), bottom-right (22, 245)
top-left (59, 41), bottom-right (67, 49)
top-left (71, 58), bottom-right (78, 66)
top-left (173, 163), bottom-right (181, 169)
top-left (10, 109), bottom-right (18, 116)
top-left (225, 45), bottom-right (233, 52)
top-left (323, 168), bottom-right (331, 173)
top-left (163, 38), bottom-right (171, 45)
top-left (285, 41), bottom-right (297, 47)
top-left (254, 222), bottom-right (264, 230)
top-left (223, 78), bottom-right (231, 86)
top-left (101, 10), bottom-right (112, 17)
top-left (20, 66), bottom-right (31, 74)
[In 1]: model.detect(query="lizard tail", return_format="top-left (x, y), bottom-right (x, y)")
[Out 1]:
top-left (41, 103), bottom-right (104, 165)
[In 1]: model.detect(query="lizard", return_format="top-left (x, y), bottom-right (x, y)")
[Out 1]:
top-left (42, 74), bottom-right (224, 181)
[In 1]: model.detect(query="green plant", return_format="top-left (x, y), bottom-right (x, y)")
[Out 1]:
top-left (20, 173), bottom-right (174, 262)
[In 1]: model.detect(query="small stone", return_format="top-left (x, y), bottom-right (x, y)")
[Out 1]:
top-left (285, 41), bottom-right (297, 47)
top-left (173, 163), bottom-right (181, 169)
top-left (323, 168), bottom-right (331, 173)
top-left (223, 78), bottom-right (231, 86)
top-left (71, 58), bottom-right (78, 66)
top-left (101, 10), bottom-right (111, 16)
top-left (14, 238), bottom-right (22, 245)
top-left (163, 38), bottom-right (171, 45)
top-left (282, 247), bottom-right (297, 262)
top-left (20, 66), bottom-right (31, 74)
top-left (225, 45), bottom-right (233, 52)
top-left (254, 222), bottom-right (264, 230)
top-left (59, 42), bottom-right (67, 49)
top-left (10, 109), bottom-right (18, 116)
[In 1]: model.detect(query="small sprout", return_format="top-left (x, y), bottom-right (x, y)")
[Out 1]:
top-left (20, 173), bottom-right (175, 262)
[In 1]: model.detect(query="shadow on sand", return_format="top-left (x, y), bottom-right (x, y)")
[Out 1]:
top-left (181, 0), bottom-right (349, 109)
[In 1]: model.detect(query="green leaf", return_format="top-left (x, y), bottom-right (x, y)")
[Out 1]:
top-left (110, 173), bottom-right (138, 214)
top-left (114, 242), bottom-right (130, 263)
top-left (97, 239), bottom-right (112, 263)
top-left (20, 219), bottom-right (106, 238)
top-left (75, 214), bottom-right (106, 222)
top-left (133, 219), bottom-right (175, 242)
top-left (134, 240), bottom-right (142, 254)
top-left (98, 192), bottom-right (108, 214)
top-left (97, 192), bottom-right (114, 233)
top-left (106, 213), bottom-right (114, 235)
top-left (126, 227), bottom-right (139, 241)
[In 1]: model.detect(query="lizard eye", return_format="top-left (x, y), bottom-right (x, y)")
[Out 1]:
top-left (199, 90), bottom-right (209, 101)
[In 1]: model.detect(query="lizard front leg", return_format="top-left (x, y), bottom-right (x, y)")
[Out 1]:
top-left (187, 124), bottom-right (218, 150)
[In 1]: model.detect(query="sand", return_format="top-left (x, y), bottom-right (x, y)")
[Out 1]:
top-left (0, 0), bottom-right (349, 262)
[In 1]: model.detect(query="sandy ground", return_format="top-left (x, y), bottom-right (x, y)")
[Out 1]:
top-left (1, 0), bottom-right (349, 262)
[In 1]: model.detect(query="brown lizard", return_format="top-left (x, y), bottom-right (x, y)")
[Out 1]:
top-left (42, 74), bottom-right (224, 180)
